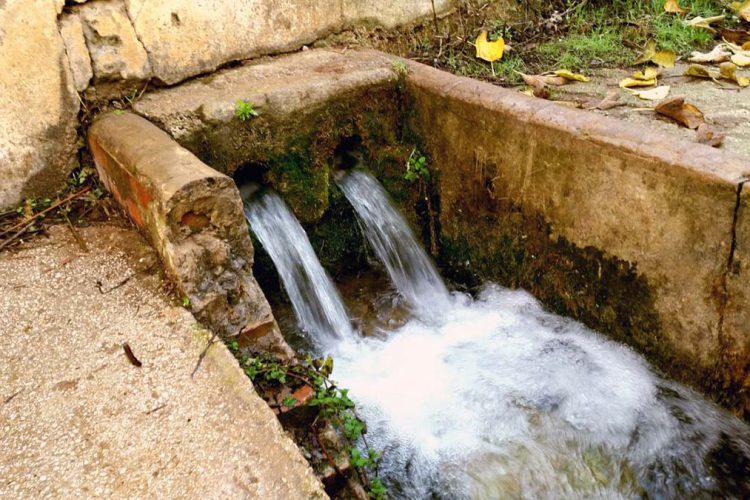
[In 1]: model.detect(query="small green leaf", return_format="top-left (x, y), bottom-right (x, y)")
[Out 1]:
top-left (281, 396), bottom-right (297, 408)
top-left (235, 99), bottom-right (259, 121)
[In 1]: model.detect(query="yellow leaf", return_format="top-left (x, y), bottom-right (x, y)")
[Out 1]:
top-left (475, 31), bottom-right (505, 63)
top-left (744, 42), bottom-right (750, 50)
top-left (632, 67), bottom-right (660, 80)
top-left (664, 0), bottom-right (687, 14)
top-left (619, 77), bottom-right (657, 88)
top-left (731, 1), bottom-right (750, 21)
top-left (631, 85), bottom-right (671, 100)
top-left (652, 50), bottom-right (677, 68)
top-left (685, 15), bottom-right (726, 31)
top-left (553, 69), bottom-right (590, 82)
top-left (684, 63), bottom-right (720, 80)
top-left (731, 53), bottom-right (750, 66)
top-left (634, 41), bottom-right (676, 67)
top-left (720, 61), bottom-right (750, 87)
top-left (635, 40), bottom-right (658, 65)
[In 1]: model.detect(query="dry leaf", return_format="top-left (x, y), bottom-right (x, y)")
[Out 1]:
top-left (475, 31), bottom-right (505, 62)
top-left (632, 85), bottom-right (671, 100)
top-left (632, 67), bottom-right (660, 80)
top-left (744, 42), bottom-right (750, 50)
top-left (664, 0), bottom-right (688, 14)
top-left (583, 91), bottom-right (625, 110)
top-left (521, 74), bottom-right (550, 98)
top-left (553, 69), bottom-right (590, 82)
top-left (655, 96), bottom-right (705, 129)
top-left (620, 77), bottom-right (657, 88)
top-left (696, 123), bottom-right (724, 147)
top-left (719, 61), bottom-right (750, 86)
top-left (684, 63), bottom-right (720, 80)
top-left (689, 45), bottom-right (731, 63)
top-left (686, 15), bottom-right (726, 31)
top-left (731, 0), bottom-right (750, 22)
top-left (719, 28), bottom-right (750, 45)
top-left (634, 41), bottom-right (676, 68)
top-left (731, 53), bottom-right (750, 66)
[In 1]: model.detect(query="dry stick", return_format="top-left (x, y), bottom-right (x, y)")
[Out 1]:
top-left (65, 214), bottom-right (88, 253)
top-left (0, 185), bottom-right (91, 240)
top-left (430, 0), bottom-right (439, 32)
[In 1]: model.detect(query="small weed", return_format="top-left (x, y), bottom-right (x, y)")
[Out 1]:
top-left (404, 148), bottom-right (429, 183)
top-left (182, 296), bottom-right (191, 308)
top-left (281, 396), bottom-right (298, 409)
top-left (391, 60), bottom-right (409, 78)
top-left (235, 99), bottom-right (259, 121)
top-left (368, 478), bottom-right (387, 500)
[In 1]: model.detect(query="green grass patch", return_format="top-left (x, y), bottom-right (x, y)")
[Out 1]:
top-left (537, 31), bottom-right (634, 72)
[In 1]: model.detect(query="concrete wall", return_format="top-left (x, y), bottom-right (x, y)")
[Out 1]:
top-left (403, 60), bottom-right (750, 417)
top-left (0, 0), bottom-right (456, 210)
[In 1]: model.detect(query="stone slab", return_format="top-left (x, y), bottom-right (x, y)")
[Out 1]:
top-left (0, 224), bottom-right (325, 498)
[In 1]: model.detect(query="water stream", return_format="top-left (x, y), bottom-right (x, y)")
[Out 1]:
top-left (244, 190), bottom-right (353, 347)
top-left (245, 173), bottom-right (750, 499)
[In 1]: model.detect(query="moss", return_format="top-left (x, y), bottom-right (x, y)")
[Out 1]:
top-left (437, 201), bottom-right (679, 380)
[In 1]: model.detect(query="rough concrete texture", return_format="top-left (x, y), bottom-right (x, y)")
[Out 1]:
top-left (404, 59), bottom-right (750, 414)
top-left (343, 0), bottom-right (454, 29)
top-left (133, 48), bottom-right (396, 142)
top-left (552, 63), bottom-right (750, 160)
top-left (0, 224), bottom-right (326, 498)
top-left (0, 0), bottom-right (80, 210)
top-left (88, 112), bottom-right (293, 359)
top-left (59, 13), bottom-right (94, 92)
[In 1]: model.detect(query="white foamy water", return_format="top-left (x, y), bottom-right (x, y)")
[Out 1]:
top-left (337, 169), bottom-right (451, 319)
top-left (331, 285), bottom-right (750, 499)
top-left (244, 191), bottom-right (353, 346)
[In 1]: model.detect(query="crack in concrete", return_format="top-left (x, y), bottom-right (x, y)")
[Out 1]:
top-left (716, 177), bottom-right (748, 350)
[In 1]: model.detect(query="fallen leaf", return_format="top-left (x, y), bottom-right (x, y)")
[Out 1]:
top-left (553, 69), bottom-right (590, 82)
top-left (664, 0), bottom-right (688, 14)
top-left (731, 0), bottom-right (750, 22)
top-left (684, 63), bottom-right (721, 80)
top-left (686, 15), bottom-right (726, 31)
top-left (689, 45), bottom-right (731, 63)
top-left (719, 61), bottom-right (750, 86)
top-left (521, 74), bottom-right (550, 98)
top-left (475, 30), bottom-right (505, 62)
top-left (520, 72), bottom-right (567, 86)
top-left (655, 96), bottom-right (705, 129)
top-left (553, 100), bottom-right (583, 109)
top-left (583, 91), bottom-right (625, 110)
top-left (632, 67), bottom-right (660, 80)
top-left (620, 77), bottom-right (658, 88)
top-left (634, 40), bottom-right (677, 68)
top-left (731, 53), bottom-right (750, 66)
top-left (696, 123), bottom-right (724, 147)
top-left (632, 85), bottom-right (671, 100)
top-left (744, 42), bottom-right (750, 50)
top-left (719, 28), bottom-right (750, 45)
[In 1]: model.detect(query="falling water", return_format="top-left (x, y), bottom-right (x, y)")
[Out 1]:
top-left (247, 173), bottom-right (750, 498)
top-left (244, 190), bottom-right (353, 346)
top-left (337, 169), bottom-right (451, 317)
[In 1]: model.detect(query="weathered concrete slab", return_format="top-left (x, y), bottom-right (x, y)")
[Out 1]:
top-left (0, 0), bottom-right (80, 210)
top-left (404, 58), bottom-right (750, 415)
top-left (88, 112), bottom-right (292, 358)
top-left (0, 224), bottom-right (325, 498)
top-left (133, 49), bottom-right (396, 143)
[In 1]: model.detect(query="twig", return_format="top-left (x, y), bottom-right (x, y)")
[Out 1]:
top-left (0, 185), bottom-right (91, 239)
top-left (191, 330), bottom-right (219, 378)
top-left (311, 424), bottom-right (344, 477)
top-left (4, 390), bottom-right (22, 405)
top-left (145, 403), bottom-right (167, 415)
top-left (430, 0), bottom-right (439, 32)
top-left (96, 273), bottom-right (135, 294)
top-left (65, 214), bottom-right (88, 253)
top-left (123, 343), bottom-right (142, 367)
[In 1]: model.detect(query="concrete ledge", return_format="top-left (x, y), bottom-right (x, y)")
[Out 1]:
top-left (88, 112), bottom-right (293, 359)
top-left (403, 60), bottom-right (750, 416)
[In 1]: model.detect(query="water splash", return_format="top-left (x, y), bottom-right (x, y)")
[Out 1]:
top-left (337, 169), bottom-right (451, 318)
top-left (244, 190), bottom-right (353, 346)
top-left (331, 285), bottom-right (750, 499)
